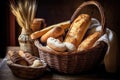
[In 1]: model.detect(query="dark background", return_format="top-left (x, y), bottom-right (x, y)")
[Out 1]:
top-left (0, 0), bottom-right (9, 58)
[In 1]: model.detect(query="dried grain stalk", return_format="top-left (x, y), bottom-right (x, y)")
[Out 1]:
top-left (10, 0), bottom-right (37, 32)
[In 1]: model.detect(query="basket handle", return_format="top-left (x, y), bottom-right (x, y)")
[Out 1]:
top-left (71, 1), bottom-right (105, 34)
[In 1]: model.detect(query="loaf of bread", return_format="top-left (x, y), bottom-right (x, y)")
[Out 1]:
top-left (64, 14), bottom-right (91, 47)
top-left (47, 37), bottom-right (76, 52)
top-left (40, 26), bottom-right (64, 43)
top-left (63, 42), bottom-right (76, 52)
top-left (8, 50), bottom-right (28, 66)
top-left (31, 21), bottom-right (70, 39)
top-left (77, 31), bottom-right (101, 52)
top-left (19, 51), bottom-right (36, 65)
top-left (47, 37), bottom-right (67, 52)
top-left (30, 60), bottom-right (43, 67)
top-left (31, 18), bottom-right (46, 32)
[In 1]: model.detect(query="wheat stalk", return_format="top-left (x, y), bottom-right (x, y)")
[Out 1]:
top-left (10, 0), bottom-right (37, 31)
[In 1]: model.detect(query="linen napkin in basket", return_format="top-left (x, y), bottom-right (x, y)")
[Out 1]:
top-left (89, 18), bottom-right (119, 73)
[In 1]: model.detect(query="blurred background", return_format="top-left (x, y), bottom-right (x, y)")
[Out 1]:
top-left (0, 0), bottom-right (120, 71)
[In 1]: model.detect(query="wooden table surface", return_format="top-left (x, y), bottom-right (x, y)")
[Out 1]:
top-left (0, 47), bottom-right (118, 80)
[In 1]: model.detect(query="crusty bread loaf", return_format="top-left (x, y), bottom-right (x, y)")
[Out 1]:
top-left (8, 50), bottom-right (28, 66)
top-left (31, 18), bottom-right (46, 32)
top-left (64, 14), bottom-right (91, 47)
top-left (31, 27), bottom-right (52, 39)
top-left (41, 26), bottom-right (64, 43)
top-left (19, 51), bottom-right (36, 65)
top-left (77, 31), bottom-right (101, 52)
top-left (31, 21), bottom-right (70, 39)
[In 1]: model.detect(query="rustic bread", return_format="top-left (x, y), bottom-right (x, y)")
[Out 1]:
top-left (77, 31), bottom-right (101, 52)
top-left (64, 14), bottom-right (91, 47)
top-left (31, 21), bottom-right (70, 39)
top-left (40, 26), bottom-right (64, 43)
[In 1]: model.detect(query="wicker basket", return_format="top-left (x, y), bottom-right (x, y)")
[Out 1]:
top-left (35, 1), bottom-right (108, 74)
top-left (7, 57), bottom-right (47, 79)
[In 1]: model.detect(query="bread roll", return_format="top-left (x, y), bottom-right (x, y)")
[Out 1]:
top-left (64, 14), bottom-right (91, 47)
top-left (31, 18), bottom-right (46, 32)
top-left (77, 31), bottom-right (101, 52)
top-left (8, 50), bottom-right (28, 66)
top-left (31, 21), bottom-right (70, 39)
top-left (30, 60), bottom-right (43, 67)
top-left (47, 37), bottom-right (67, 52)
top-left (19, 51), bottom-right (36, 65)
top-left (41, 26), bottom-right (64, 43)
top-left (63, 42), bottom-right (76, 52)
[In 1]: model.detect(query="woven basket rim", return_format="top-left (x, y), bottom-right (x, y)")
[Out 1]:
top-left (35, 40), bottom-right (108, 56)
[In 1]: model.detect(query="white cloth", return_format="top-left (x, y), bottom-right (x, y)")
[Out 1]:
top-left (89, 18), bottom-right (119, 73)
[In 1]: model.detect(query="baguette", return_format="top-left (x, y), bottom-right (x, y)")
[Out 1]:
top-left (41, 26), bottom-right (64, 43)
top-left (77, 31), bottom-right (101, 52)
top-left (64, 14), bottom-right (91, 47)
top-left (31, 21), bottom-right (70, 39)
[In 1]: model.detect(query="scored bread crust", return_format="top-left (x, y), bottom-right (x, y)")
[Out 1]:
top-left (40, 26), bottom-right (64, 43)
top-left (31, 21), bottom-right (70, 39)
top-left (64, 14), bottom-right (91, 47)
top-left (77, 31), bottom-right (101, 52)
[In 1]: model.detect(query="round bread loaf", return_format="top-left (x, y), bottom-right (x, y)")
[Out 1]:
top-left (47, 37), bottom-right (67, 52)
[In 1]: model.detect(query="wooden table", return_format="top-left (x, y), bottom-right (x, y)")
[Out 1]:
top-left (0, 47), bottom-right (118, 80)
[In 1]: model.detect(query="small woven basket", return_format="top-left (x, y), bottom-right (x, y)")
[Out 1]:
top-left (7, 57), bottom-right (47, 79)
top-left (35, 1), bottom-right (108, 74)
